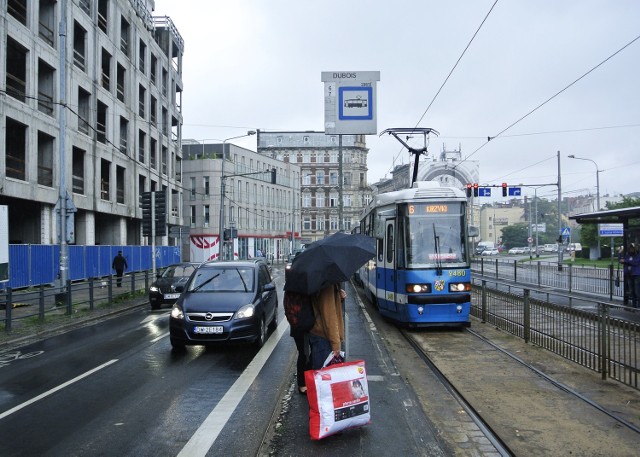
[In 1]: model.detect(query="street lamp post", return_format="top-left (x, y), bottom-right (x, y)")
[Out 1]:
top-left (568, 154), bottom-right (601, 256)
top-left (218, 131), bottom-right (256, 261)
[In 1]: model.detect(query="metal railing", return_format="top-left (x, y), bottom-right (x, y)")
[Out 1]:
top-left (473, 257), bottom-right (624, 301)
top-left (471, 278), bottom-right (639, 390)
top-left (1, 271), bottom-right (152, 333)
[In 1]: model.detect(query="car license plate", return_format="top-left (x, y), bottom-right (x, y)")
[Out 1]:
top-left (164, 293), bottom-right (180, 300)
top-left (194, 326), bottom-right (223, 334)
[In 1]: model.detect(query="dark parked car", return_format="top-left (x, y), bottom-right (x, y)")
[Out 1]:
top-left (149, 262), bottom-right (198, 310)
top-left (169, 260), bottom-right (278, 349)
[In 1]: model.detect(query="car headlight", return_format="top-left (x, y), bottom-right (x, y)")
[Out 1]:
top-left (448, 282), bottom-right (471, 292)
top-left (170, 304), bottom-right (184, 320)
top-left (236, 304), bottom-right (255, 319)
top-left (149, 286), bottom-right (160, 293)
top-left (406, 284), bottom-right (431, 293)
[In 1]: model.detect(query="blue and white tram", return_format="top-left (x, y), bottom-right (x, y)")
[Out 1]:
top-left (358, 181), bottom-right (471, 327)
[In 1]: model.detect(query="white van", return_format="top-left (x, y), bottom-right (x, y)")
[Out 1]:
top-left (567, 243), bottom-right (582, 252)
top-left (543, 244), bottom-right (558, 253)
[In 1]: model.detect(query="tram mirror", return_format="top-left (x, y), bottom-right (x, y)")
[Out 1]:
top-left (468, 226), bottom-right (479, 237)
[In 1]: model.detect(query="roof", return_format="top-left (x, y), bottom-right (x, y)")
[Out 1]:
top-left (569, 206), bottom-right (640, 224)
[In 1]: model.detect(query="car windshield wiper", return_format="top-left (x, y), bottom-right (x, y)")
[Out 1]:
top-left (433, 224), bottom-right (443, 276)
top-left (191, 273), bottom-right (220, 292)
top-left (235, 269), bottom-right (249, 292)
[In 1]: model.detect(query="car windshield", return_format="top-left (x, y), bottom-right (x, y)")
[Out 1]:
top-left (162, 264), bottom-right (196, 278)
top-left (187, 266), bottom-right (254, 292)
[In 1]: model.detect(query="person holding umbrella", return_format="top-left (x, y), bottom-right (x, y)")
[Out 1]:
top-left (309, 282), bottom-right (347, 369)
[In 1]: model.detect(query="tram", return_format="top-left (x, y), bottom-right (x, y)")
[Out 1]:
top-left (357, 181), bottom-right (472, 327)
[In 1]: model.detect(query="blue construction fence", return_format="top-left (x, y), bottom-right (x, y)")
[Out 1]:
top-left (4, 244), bottom-right (181, 289)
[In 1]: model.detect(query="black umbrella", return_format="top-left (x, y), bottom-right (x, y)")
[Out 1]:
top-left (284, 232), bottom-right (376, 295)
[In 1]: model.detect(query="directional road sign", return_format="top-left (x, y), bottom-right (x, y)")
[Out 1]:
top-left (508, 187), bottom-right (521, 196)
top-left (598, 223), bottom-right (623, 237)
top-left (478, 187), bottom-right (491, 197)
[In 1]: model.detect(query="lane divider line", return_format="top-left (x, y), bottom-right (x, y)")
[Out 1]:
top-left (178, 319), bottom-right (289, 457)
top-left (0, 359), bottom-right (119, 420)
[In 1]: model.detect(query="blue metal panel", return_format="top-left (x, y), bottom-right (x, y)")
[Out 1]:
top-left (68, 245), bottom-right (85, 281)
top-left (30, 245), bottom-right (57, 286)
top-left (8, 245), bottom-right (29, 288)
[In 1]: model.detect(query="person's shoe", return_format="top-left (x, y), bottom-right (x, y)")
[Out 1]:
top-left (298, 386), bottom-right (307, 395)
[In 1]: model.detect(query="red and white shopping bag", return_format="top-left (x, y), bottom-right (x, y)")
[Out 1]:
top-left (304, 356), bottom-right (371, 440)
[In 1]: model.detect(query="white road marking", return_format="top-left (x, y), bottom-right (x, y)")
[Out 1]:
top-left (150, 332), bottom-right (168, 343)
top-left (0, 359), bottom-right (119, 420)
top-left (178, 319), bottom-right (289, 457)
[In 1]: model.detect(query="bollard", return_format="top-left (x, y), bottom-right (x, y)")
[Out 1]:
top-left (39, 284), bottom-right (45, 320)
top-left (89, 277), bottom-right (95, 310)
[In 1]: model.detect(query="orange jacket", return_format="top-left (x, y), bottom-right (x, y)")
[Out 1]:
top-left (310, 284), bottom-right (344, 352)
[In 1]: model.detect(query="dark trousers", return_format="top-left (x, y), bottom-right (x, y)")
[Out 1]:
top-left (115, 269), bottom-right (124, 287)
top-left (292, 330), bottom-right (310, 387)
top-left (631, 275), bottom-right (640, 307)
top-left (309, 334), bottom-right (333, 370)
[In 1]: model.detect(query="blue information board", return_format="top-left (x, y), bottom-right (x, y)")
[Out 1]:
top-left (478, 187), bottom-right (491, 197)
top-left (508, 187), bottom-right (521, 196)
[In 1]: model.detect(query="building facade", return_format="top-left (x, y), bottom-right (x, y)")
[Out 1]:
top-left (181, 141), bottom-right (301, 262)
top-left (257, 131), bottom-right (372, 244)
top-left (1, 0), bottom-right (184, 246)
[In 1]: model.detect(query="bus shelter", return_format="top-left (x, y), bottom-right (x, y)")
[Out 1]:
top-left (570, 206), bottom-right (640, 304)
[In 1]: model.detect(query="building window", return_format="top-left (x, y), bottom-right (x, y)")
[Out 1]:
top-left (120, 16), bottom-right (130, 56)
top-left (329, 171), bottom-right (338, 185)
top-left (330, 192), bottom-right (338, 208)
top-left (138, 130), bottom-right (146, 163)
top-left (303, 174), bottom-right (311, 186)
top-left (330, 216), bottom-right (339, 230)
top-left (316, 170), bottom-right (325, 185)
top-left (161, 146), bottom-right (167, 175)
top-left (38, 0), bottom-right (56, 47)
top-left (317, 216), bottom-right (325, 231)
top-left (316, 193), bottom-right (325, 208)
top-left (139, 39), bottom-right (146, 74)
top-left (72, 147), bottom-right (85, 194)
top-left (150, 53), bottom-right (157, 85)
top-left (116, 63), bottom-right (125, 102)
top-left (162, 67), bottom-right (168, 96)
top-left (204, 176), bottom-right (210, 197)
top-left (138, 84), bottom-right (146, 118)
top-left (78, 87), bottom-right (90, 135)
top-left (101, 48), bottom-right (111, 91)
top-left (203, 205), bottom-right (210, 228)
top-left (37, 131), bottom-right (54, 187)
top-left (97, 0), bottom-right (108, 34)
top-left (8, 0), bottom-right (27, 26)
top-left (5, 118), bottom-right (26, 181)
top-left (190, 206), bottom-right (196, 228)
top-left (6, 37), bottom-right (27, 102)
top-left (37, 59), bottom-right (55, 116)
top-left (79, 0), bottom-right (91, 16)
top-left (100, 159), bottom-right (110, 200)
top-left (119, 117), bottom-right (128, 154)
top-left (96, 100), bottom-right (107, 143)
top-left (150, 96), bottom-right (157, 126)
top-left (303, 216), bottom-right (311, 231)
top-left (150, 137), bottom-right (157, 169)
top-left (303, 193), bottom-right (311, 208)
top-left (190, 177), bottom-right (196, 200)
top-left (116, 166), bottom-right (125, 204)
top-left (344, 172), bottom-right (352, 186)
top-left (73, 21), bottom-right (86, 71)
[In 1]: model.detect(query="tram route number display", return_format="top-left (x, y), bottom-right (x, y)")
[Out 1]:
top-left (408, 204), bottom-right (453, 215)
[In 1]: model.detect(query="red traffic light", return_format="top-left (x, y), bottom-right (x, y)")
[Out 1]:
top-left (466, 183), bottom-right (472, 197)
top-left (473, 183), bottom-right (479, 197)
top-left (502, 182), bottom-right (508, 197)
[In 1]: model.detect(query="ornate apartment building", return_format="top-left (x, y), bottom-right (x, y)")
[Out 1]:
top-left (257, 131), bottom-right (373, 244)
top-left (1, 0), bottom-right (184, 246)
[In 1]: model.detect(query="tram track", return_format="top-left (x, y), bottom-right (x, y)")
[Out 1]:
top-left (398, 323), bottom-right (640, 456)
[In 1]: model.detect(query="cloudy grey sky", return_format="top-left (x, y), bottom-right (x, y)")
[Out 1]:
top-left (153, 0), bottom-right (639, 202)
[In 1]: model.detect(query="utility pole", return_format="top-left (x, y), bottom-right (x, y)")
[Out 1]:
top-left (57, 0), bottom-right (69, 292)
top-left (557, 151), bottom-right (564, 270)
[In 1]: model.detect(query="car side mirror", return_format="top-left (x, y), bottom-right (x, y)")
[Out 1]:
top-left (263, 283), bottom-right (275, 292)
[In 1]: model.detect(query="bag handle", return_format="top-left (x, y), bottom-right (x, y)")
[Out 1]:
top-left (322, 351), bottom-right (345, 368)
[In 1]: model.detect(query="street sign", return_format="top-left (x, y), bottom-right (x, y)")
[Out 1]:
top-left (508, 187), bottom-right (521, 196)
top-left (322, 71), bottom-right (380, 135)
top-left (478, 187), bottom-right (491, 197)
top-left (598, 223), bottom-right (623, 237)
top-left (561, 227), bottom-right (571, 237)
top-left (168, 226), bottom-right (191, 238)
top-left (527, 236), bottom-right (533, 243)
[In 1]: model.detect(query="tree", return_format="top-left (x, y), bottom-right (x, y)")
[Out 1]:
top-left (501, 223), bottom-right (530, 248)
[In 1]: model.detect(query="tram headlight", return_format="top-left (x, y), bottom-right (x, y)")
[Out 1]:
top-left (448, 282), bottom-right (471, 292)
top-left (406, 284), bottom-right (431, 293)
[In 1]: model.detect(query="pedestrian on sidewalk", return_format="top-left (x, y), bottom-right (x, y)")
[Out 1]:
top-left (112, 250), bottom-right (128, 288)
top-left (309, 283), bottom-right (346, 369)
top-left (620, 243), bottom-right (640, 308)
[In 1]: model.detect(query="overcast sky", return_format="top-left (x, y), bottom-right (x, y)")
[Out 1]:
top-left (153, 0), bottom-right (639, 202)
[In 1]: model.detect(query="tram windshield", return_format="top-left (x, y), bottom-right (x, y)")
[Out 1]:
top-left (402, 202), bottom-right (468, 268)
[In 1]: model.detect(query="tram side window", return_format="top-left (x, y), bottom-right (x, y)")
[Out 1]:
top-left (378, 239), bottom-right (384, 262)
top-left (386, 224), bottom-right (394, 264)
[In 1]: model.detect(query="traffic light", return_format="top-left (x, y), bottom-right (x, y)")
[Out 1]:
top-left (502, 182), bottom-right (508, 197)
top-left (271, 168), bottom-right (277, 184)
top-left (473, 183), bottom-right (479, 197)
top-left (141, 192), bottom-right (152, 237)
top-left (154, 190), bottom-right (167, 236)
top-left (466, 183), bottom-right (472, 198)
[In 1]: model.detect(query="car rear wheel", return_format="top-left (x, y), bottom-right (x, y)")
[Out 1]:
top-left (255, 316), bottom-right (266, 348)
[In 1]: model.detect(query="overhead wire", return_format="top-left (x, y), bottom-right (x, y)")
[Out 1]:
top-left (385, 0), bottom-right (500, 176)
